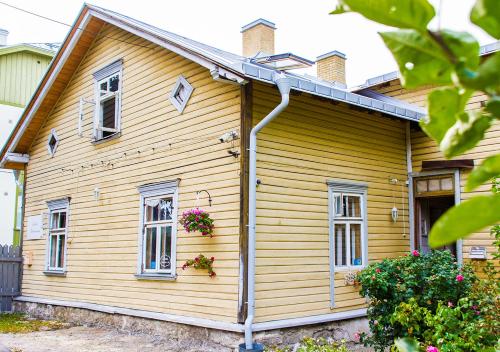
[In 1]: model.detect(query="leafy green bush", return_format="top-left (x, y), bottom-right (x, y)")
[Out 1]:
top-left (356, 250), bottom-right (476, 351)
top-left (266, 338), bottom-right (351, 352)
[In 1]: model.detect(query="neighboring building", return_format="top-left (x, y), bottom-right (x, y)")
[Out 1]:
top-left (0, 28), bottom-right (58, 245)
top-left (0, 5), bottom-right (497, 351)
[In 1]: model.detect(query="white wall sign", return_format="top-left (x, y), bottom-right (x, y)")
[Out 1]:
top-left (27, 215), bottom-right (43, 240)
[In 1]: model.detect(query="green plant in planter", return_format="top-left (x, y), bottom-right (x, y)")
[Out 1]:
top-left (356, 250), bottom-right (476, 351)
top-left (182, 254), bottom-right (216, 278)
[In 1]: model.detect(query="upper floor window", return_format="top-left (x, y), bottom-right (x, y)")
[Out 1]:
top-left (328, 180), bottom-right (368, 269)
top-left (45, 198), bottom-right (70, 274)
top-left (93, 60), bottom-right (122, 141)
top-left (169, 75), bottom-right (193, 113)
top-left (137, 180), bottom-right (179, 278)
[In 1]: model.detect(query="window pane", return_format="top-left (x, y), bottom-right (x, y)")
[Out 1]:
top-left (441, 177), bottom-right (453, 191)
top-left (50, 212), bottom-right (59, 229)
top-left (417, 180), bottom-right (428, 193)
top-left (59, 212), bottom-right (67, 229)
top-left (100, 81), bottom-right (108, 95)
top-left (175, 85), bottom-right (186, 104)
top-left (350, 224), bottom-right (362, 266)
top-left (334, 224), bottom-right (346, 266)
top-left (159, 198), bottom-right (173, 221)
top-left (50, 235), bottom-right (57, 268)
top-left (109, 75), bottom-right (119, 92)
top-left (428, 179), bottom-right (440, 192)
top-left (344, 195), bottom-right (361, 217)
top-left (145, 227), bottom-right (157, 269)
top-left (334, 194), bottom-right (343, 217)
top-left (58, 235), bottom-right (65, 268)
top-left (159, 226), bottom-right (172, 270)
top-left (101, 97), bottom-right (116, 130)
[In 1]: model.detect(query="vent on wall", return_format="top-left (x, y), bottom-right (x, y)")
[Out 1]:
top-left (47, 129), bottom-right (59, 157)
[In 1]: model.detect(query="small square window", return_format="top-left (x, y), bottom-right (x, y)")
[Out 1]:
top-left (169, 75), bottom-right (193, 113)
top-left (47, 129), bottom-right (59, 157)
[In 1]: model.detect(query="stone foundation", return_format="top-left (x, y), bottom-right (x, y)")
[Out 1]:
top-left (14, 301), bottom-right (369, 351)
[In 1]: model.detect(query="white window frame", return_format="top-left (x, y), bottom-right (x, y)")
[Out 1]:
top-left (92, 59), bottom-right (123, 141)
top-left (45, 198), bottom-right (70, 274)
top-left (169, 75), bottom-right (193, 113)
top-left (137, 180), bottom-right (179, 278)
top-left (327, 180), bottom-right (368, 307)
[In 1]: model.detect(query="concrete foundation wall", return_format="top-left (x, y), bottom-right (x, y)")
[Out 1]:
top-left (14, 301), bottom-right (369, 351)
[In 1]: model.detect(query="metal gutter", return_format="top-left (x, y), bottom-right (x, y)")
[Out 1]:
top-left (245, 73), bottom-right (291, 351)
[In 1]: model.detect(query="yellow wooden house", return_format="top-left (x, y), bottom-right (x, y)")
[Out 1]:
top-left (0, 5), bottom-right (497, 351)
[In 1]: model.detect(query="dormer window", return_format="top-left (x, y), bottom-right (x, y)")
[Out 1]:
top-left (93, 60), bottom-right (123, 141)
top-left (47, 129), bottom-right (59, 157)
top-left (169, 75), bottom-right (193, 113)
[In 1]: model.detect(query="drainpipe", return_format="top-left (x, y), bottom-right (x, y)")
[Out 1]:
top-left (243, 73), bottom-right (291, 351)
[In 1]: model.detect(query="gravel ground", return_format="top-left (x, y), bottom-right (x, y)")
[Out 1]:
top-left (0, 326), bottom-right (215, 352)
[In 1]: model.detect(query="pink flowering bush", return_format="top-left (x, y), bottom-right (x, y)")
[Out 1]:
top-left (180, 208), bottom-right (215, 237)
top-left (182, 254), bottom-right (216, 278)
top-left (356, 250), bottom-right (476, 351)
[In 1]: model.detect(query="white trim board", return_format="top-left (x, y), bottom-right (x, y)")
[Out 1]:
top-left (14, 296), bottom-right (367, 333)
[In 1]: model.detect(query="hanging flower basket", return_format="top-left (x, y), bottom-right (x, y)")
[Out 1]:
top-left (180, 208), bottom-right (215, 237)
top-left (182, 254), bottom-right (216, 278)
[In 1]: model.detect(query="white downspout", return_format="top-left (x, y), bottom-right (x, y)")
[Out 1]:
top-left (244, 73), bottom-right (291, 350)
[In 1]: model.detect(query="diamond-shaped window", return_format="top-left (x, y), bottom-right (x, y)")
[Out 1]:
top-left (169, 75), bottom-right (193, 113)
top-left (47, 129), bottom-right (59, 157)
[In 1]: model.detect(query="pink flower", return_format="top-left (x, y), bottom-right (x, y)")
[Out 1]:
top-left (412, 250), bottom-right (420, 257)
top-left (427, 346), bottom-right (439, 352)
top-left (456, 274), bottom-right (464, 282)
top-left (353, 332), bottom-right (360, 342)
top-left (375, 268), bottom-right (381, 273)
top-left (210, 257), bottom-right (215, 262)
top-left (448, 301), bottom-right (454, 307)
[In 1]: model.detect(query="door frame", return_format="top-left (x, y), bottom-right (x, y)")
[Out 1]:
top-left (408, 168), bottom-right (462, 264)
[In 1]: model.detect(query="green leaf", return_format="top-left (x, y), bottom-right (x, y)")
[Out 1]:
top-left (440, 111), bottom-right (493, 158)
top-left (429, 194), bottom-right (500, 247)
top-left (485, 96), bottom-right (500, 117)
top-left (380, 30), bottom-right (453, 88)
top-left (459, 52), bottom-right (500, 94)
top-left (330, 0), bottom-right (435, 30)
top-left (394, 337), bottom-right (420, 352)
top-left (420, 87), bottom-right (472, 142)
top-left (470, 0), bottom-right (500, 39)
top-left (439, 30), bottom-right (480, 69)
top-left (466, 154), bottom-right (500, 191)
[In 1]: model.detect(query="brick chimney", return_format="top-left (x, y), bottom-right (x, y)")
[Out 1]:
top-left (241, 19), bottom-right (276, 57)
top-left (0, 29), bottom-right (9, 46)
top-left (316, 50), bottom-right (346, 85)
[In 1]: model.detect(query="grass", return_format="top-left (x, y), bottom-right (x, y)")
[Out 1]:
top-left (0, 313), bottom-right (65, 334)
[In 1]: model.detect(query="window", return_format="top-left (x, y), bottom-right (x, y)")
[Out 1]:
top-left (93, 60), bottom-right (122, 141)
top-left (169, 75), bottom-right (193, 113)
top-left (47, 129), bottom-right (59, 157)
top-left (46, 198), bottom-right (70, 273)
top-left (328, 180), bottom-right (368, 269)
top-left (137, 180), bottom-right (179, 278)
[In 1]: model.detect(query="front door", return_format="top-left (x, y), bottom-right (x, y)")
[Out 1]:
top-left (413, 174), bottom-right (457, 255)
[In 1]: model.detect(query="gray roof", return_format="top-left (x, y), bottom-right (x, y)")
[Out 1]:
top-left (352, 41), bottom-right (500, 92)
top-left (88, 4), bottom-right (425, 122)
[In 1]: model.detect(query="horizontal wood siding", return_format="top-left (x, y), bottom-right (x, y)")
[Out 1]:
top-left (22, 24), bottom-right (242, 322)
top-left (252, 82), bottom-right (409, 322)
top-left (372, 82), bottom-right (499, 260)
top-left (0, 51), bottom-right (52, 107)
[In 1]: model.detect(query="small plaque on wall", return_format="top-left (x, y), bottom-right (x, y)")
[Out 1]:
top-left (27, 215), bottom-right (43, 240)
top-left (469, 246), bottom-right (487, 260)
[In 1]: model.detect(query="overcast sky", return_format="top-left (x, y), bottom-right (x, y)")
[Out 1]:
top-left (0, 0), bottom-right (495, 86)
